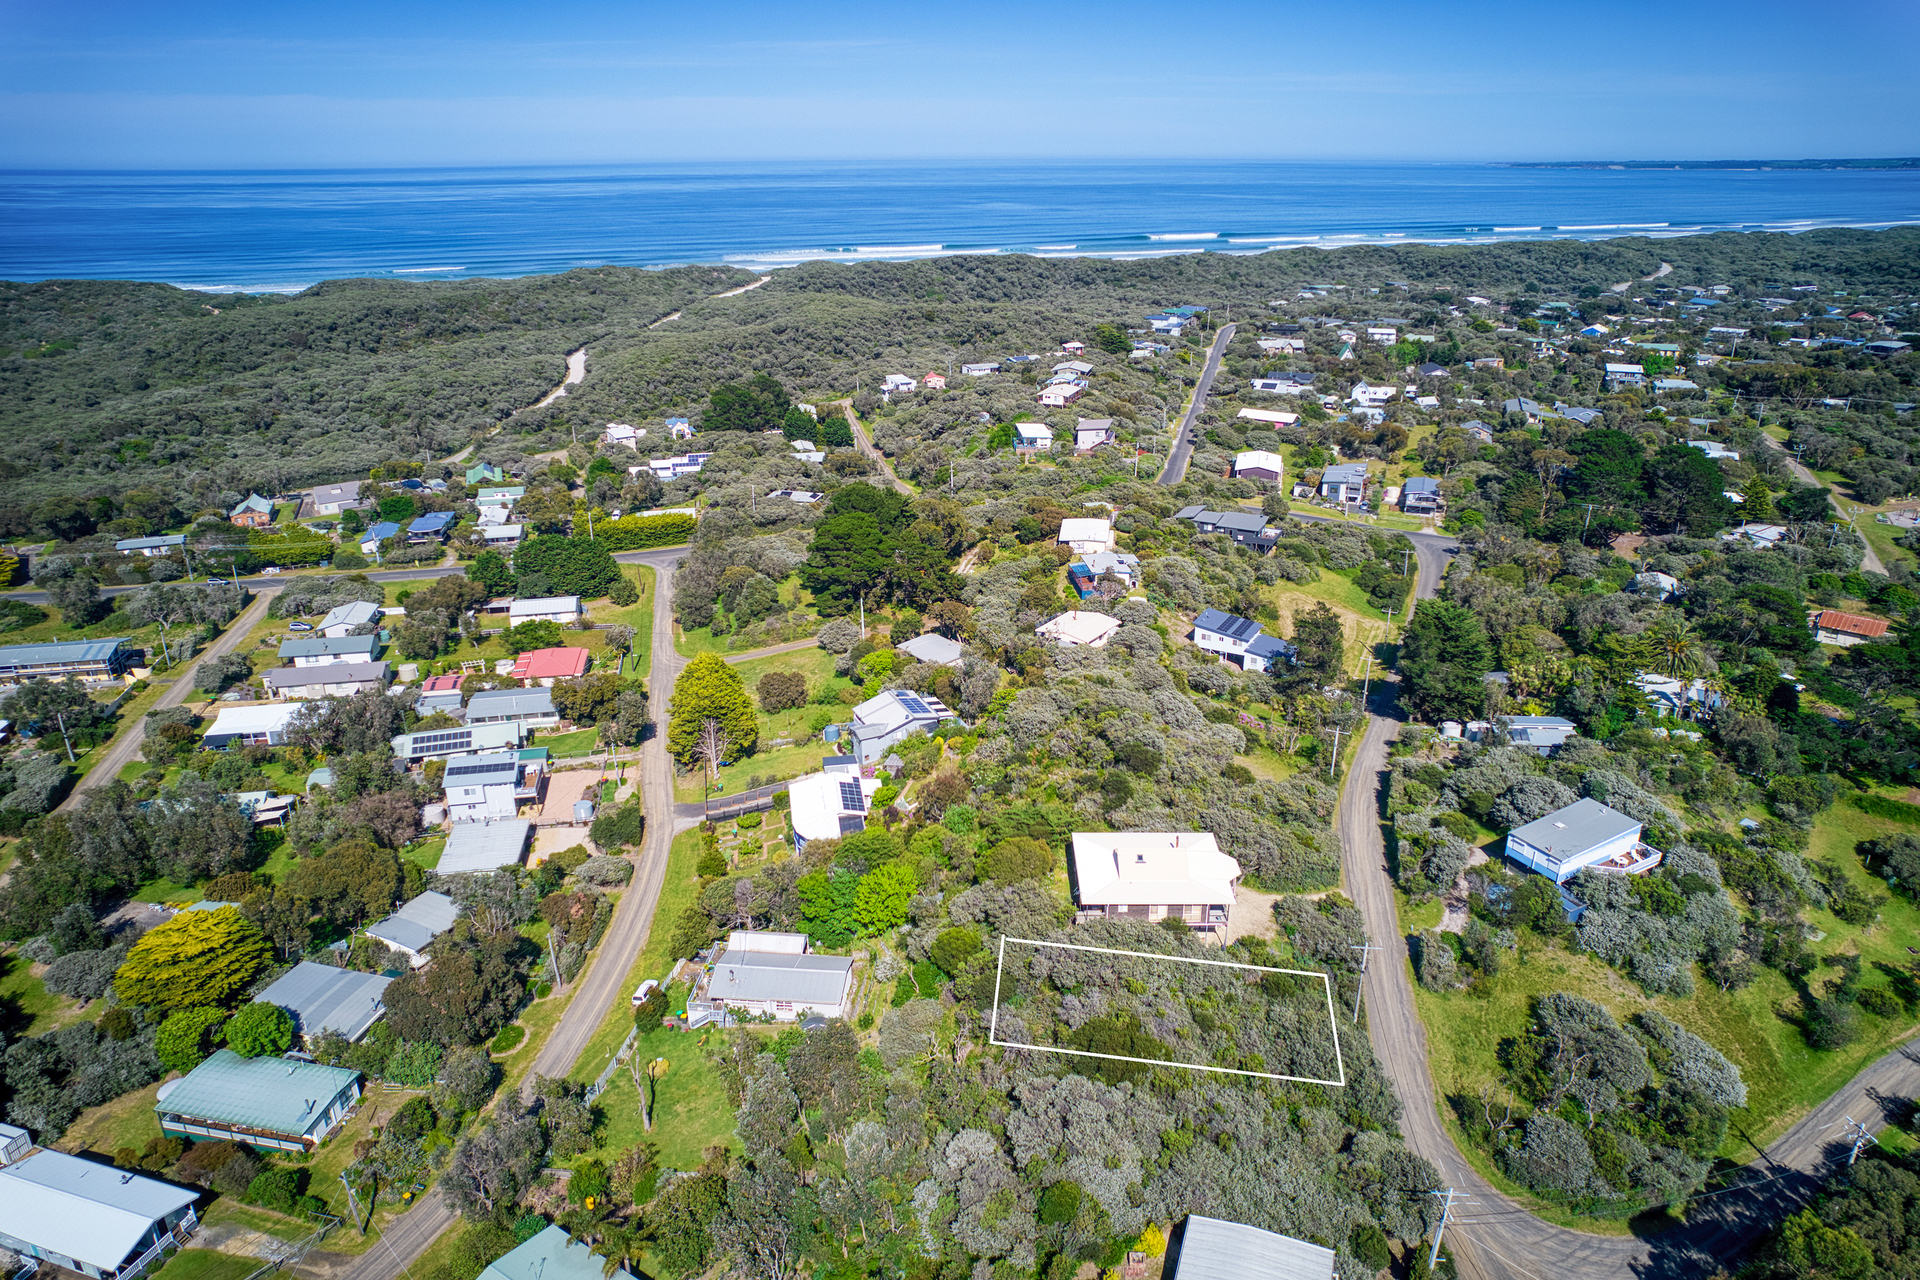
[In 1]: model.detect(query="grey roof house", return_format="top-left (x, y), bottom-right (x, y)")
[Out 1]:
top-left (279, 634), bottom-right (382, 668)
top-left (438, 818), bottom-right (533, 873)
top-left (366, 891), bottom-right (462, 966)
top-left (319, 599), bottom-right (381, 636)
top-left (1505, 797), bottom-right (1661, 883)
top-left (253, 961), bottom-right (393, 1042)
top-left (263, 660), bottom-right (389, 701)
top-left (897, 633), bottom-right (965, 666)
top-left (479, 1224), bottom-right (636, 1280)
top-left (1163, 1214), bottom-right (1335, 1280)
top-left (0, 1149), bottom-right (201, 1280)
top-left (465, 687), bottom-right (559, 727)
top-left (703, 948), bottom-right (854, 1021)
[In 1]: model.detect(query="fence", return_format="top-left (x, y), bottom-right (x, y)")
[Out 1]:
top-left (585, 1026), bottom-right (640, 1103)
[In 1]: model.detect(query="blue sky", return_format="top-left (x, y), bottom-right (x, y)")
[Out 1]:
top-left (1, 0), bottom-right (1914, 168)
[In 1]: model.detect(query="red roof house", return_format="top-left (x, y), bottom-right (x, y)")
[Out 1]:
top-left (511, 647), bottom-right (591, 683)
top-left (420, 672), bottom-right (464, 693)
top-left (1813, 610), bottom-right (1889, 646)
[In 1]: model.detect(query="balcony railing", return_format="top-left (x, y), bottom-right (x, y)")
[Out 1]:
top-left (1587, 842), bottom-right (1664, 877)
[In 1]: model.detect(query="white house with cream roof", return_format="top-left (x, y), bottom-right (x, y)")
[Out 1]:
top-left (1069, 832), bottom-right (1243, 934)
top-left (1056, 517), bottom-right (1115, 556)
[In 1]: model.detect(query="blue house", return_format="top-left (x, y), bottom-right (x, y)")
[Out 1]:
top-left (406, 511), bottom-right (456, 543)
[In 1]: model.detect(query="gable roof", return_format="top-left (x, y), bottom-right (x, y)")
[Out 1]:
top-left (1816, 610), bottom-right (1889, 639)
top-left (510, 647), bottom-right (590, 681)
top-left (1403, 476), bottom-right (1441, 493)
top-left (1193, 609), bottom-right (1264, 642)
top-left (363, 521), bottom-right (402, 541)
top-left (1321, 463), bottom-right (1368, 485)
top-left (0, 1149), bottom-right (200, 1274)
top-left (440, 819), bottom-right (532, 873)
top-left (262, 661), bottom-right (388, 690)
top-left (230, 493), bottom-right (274, 517)
top-left (897, 633), bottom-right (965, 665)
top-left (480, 1225), bottom-right (636, 1280)
top-left (280, 634), bottom-right (381, 659)
top-left (709, 949), bottom-right (854, 1007)
top-left (155, 1050), bottom-right (362, 1136)
top-left (1167, 1214), bottom-right (1335, 1280)
top-left (366, 891), bottom-right (462, 954)
top-left (407, 511), bottom-right (456, 534)
top-left (318, 600), bottom-right (380, 630)
top-left (254, 961), bottom-right (393, 1040)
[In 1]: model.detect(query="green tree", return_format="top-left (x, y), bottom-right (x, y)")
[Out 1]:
top-left (514, 535), bottom-right (621, 598)
top-left (114, 906), bottom-right (270, 1010)
top-left (798, 510), bottom-right (890, 608)
top-left (552, 670), bottom-right (630, 726)
top-left (707, 373), bottom-right (792, 433)
top-left (1399, 599), bottom-right (1494, 723)
top-left (1091, 324), bottom-right (1131, 356)
top-left (797, 870), bottom-right (858, 949)
top-left (1762, 1210), bottom-right (1874, 1280)
top-left (667, 653), bottom-right (758, 766)
top-left (503, 619), bottom-right (565, 654)
top-left (156, 1006), bottom-right (229, 1072)
top-left (1642, 443), bottom-right (1737, 536)
top-left (1291, 602), bottom-right (1345, 683)
top-left (757, 670), bottom-right (807, 711)
top-left (468, 549), bottom-right (516, 597)
top-left (853, 862), bottom-right (917, 934)
top-left (982, 837), bottom-right (1052, 882)
top-left (1742, 474), bottom-right (1777, 521)
top-left (224, 1001), bottom-right (294, 1057)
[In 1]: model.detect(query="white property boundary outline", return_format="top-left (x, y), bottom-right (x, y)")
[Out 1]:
top-left (987, 936), bottom-right (1347, 1087)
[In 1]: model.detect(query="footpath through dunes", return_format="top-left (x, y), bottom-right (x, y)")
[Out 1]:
top-left (1338, 539), bottom-right (1920, 1279)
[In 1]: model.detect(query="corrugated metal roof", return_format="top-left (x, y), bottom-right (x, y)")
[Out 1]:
top-left (0, 636), bottom-right (131, 667)
top-left (709, 950), bottom-right (852, 1008)
top-left (263, 661), bottom-right (388, 689)
top-left (366, 891), bottom-right (461, 954)
top-left (1507, 798), bottom-right (1641, 869)
top-left (279, 634), bottom-right (380, 658)
top-left (319, 600), bottom-right (381, 629)
top-left (254, 962), bottom-right (392, 1040)
top-left (480, 1225), bottom-right (636, 1280)
top-left (155, 1050), bottom-right (361, 1137)
top-left (0, 1150), bottom-right (199, 1273)
top-left (467, 688), bottom-right (556, 718)
top-left (440, 819), bottom-right (531, 873)
top-left (1166, 1215), bottom-right (1335, 1280)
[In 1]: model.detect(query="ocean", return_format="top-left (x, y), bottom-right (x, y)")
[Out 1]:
top-left (0, 160), bottom-right (1915, 293)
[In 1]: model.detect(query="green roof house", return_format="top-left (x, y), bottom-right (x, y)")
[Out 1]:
top-left (479, 1225), bottom-right (636, 1280)
top-left (467, 462), bottom-right (506, 486)
top-left (155, 1050), bottom-right (362, 1152)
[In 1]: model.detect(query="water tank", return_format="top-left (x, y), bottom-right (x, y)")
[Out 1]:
top-left (822, 725), bottom-right (840, 742)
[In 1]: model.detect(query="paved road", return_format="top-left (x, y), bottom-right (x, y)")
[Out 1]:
top-left (522, 548), bottom-right (694, 1087)
top-left (1755, 432), bottom-right (1887, 574)
top-left (1156, 323), bottom-right (1237, 485)
top-left (1339, 537), bottom-right (1920, 1278)
top-left (324, 549), bottom-right (696, 1280)
top-left (57, 587), bottom-right (279, 811)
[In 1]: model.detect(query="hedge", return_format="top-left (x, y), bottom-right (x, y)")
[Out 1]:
top-left (1850, 792), bottom-right (1920, 825)
top-left (592, 513), bottom-right (697, 551)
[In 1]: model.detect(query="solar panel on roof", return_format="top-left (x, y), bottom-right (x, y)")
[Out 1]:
top-left (895, 694), bottom-right (931, 716)
top-left (838, 781), bottom-right (866, 812)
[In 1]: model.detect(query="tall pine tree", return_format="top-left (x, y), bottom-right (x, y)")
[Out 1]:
top-left (667, 652), bottom-right (759, 766)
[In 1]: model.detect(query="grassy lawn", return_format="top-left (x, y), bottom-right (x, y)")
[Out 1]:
top-left (534, 727), bottom-right (600, 759)
top-left (61, 1078), bottom-right (167, 1157)
top-left (1858, 516), bottom-right (1915, 573)
top-left (576, 1022), bottom-right (737, 1173)
top-left (569, 828), bottom-right (708, 1086)
top-left (0, 950), bottom-right (88, 1038)
top-left (673, 625), bottom-right (739, 658)
top-left (588, 565), bottom-right (656, 678)
top-left (199, 1199), bottom-right (321, 1244)
top-left (153, 1250), bottom-right (267, 1280)
top-left (499, 985), bottom-right (575, 1096)
top-left (1406, 795), bottom-right (1920, 1228)
top-left (403, 836), bottom-right (445, 873)
top-left (1264, 569), bottom-right (1399, 678)
top-left (674, 740), bottom-right (839, 804)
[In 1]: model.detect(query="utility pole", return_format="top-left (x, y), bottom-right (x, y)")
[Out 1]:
top-left (1349, 941), bottom-right (1381, 1022)
top-left (1428, 1187), bottom-right (1471, 1270)
top-left (1360, 651), bottom-right (1374, 705)
top-left (53, 709), bottom-right (75, 763)
top-left (547, 924), bottom-right (565, 993)
top-left (339, 1172), bottom-right (367, 1236)
top-left (1327, 725), bottom-right (1346, 778)
top-left (1843, 1115), bottom-right (1879, 1165)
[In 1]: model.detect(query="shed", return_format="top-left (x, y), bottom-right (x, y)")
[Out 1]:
top-left (253, 961), bottom-right (393, 1042)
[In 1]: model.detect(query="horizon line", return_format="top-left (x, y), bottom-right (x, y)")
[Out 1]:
top-left (3, 155), bottom-right (1918, 177)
